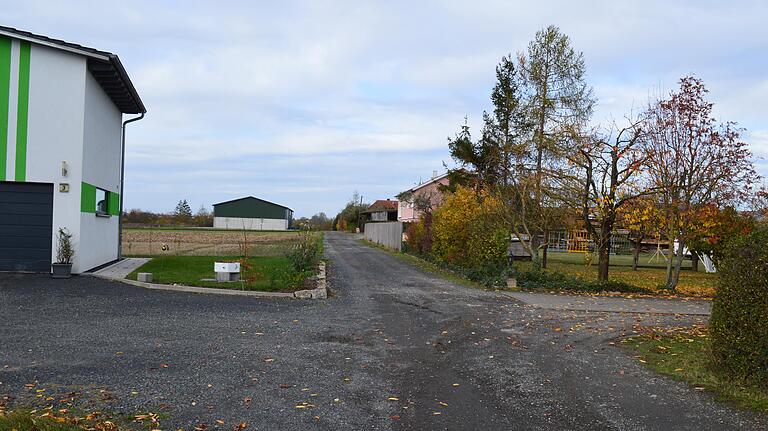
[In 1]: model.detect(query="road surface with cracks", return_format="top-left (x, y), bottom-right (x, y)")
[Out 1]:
top-left (0, 231), bottom-right (764, 430)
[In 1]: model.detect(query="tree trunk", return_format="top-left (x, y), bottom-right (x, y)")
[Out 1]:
top-left (666, 238), bottom-right (685, 291)
top-left (632, 233), bottom-right (644, 271)
top-left (597, 238), bottom-right (610, 281)
top-left (665, 236), bottom-right (674, 287)
top-left (541, 230), bottom-right (549, 269)
top-left (691, 252), bottom-right (699, 272)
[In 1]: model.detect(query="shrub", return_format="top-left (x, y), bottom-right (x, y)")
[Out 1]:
top-left (710, 226), bottom-right (768, 387)
top-left (431, 186), bottom-right (508, 268)
top-left (404, 213), bottom-right (433, 254)
top-left (56, 228), bottom-right (74, 264)
top-left (286, 232), bottom-right (322, 272)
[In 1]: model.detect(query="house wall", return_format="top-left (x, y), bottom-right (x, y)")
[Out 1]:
top-left (23, 43), bottom-right (89, 272)
top-left (397, 176), bottom-right (449, 222)
top-left (1, 38), bottom-right (123, 273)
top-left (370, 211), bottom-right (389, 222)
top-left (78, 70), bottom-right (123, 272)
top-left (213, 216), bottom-right (289, 231)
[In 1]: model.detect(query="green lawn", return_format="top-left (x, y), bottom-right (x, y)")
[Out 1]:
top-left (516, 251), bottom-right (718, 297)
top-left (623, 328), bottom-right (768, 413)
top-left (127, 255), bottom-right (310, 292)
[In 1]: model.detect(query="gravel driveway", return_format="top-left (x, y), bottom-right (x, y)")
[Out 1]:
top-left (0, 231), bottom-right (765, 430)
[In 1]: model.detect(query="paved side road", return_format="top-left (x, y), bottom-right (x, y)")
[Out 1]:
top-left (506, 291), bottom-right (712, 315)
top-left (0, 232), bottom-right (765, 430)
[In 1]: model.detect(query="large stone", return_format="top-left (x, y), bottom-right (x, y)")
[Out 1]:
top-left (137, 273), bottom-right (153, 283)
top-left (294, 289), bottom-right (313, 299)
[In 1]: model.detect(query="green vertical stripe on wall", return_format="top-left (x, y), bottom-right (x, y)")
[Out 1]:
top-left (0, 37), bottom-right (10, 180)
top-left (14, 41), bottom-right (30, 181)
top-left (81, 182), bottom-right (96, 213)
top-left (108, 191), bottom-right (120, 216)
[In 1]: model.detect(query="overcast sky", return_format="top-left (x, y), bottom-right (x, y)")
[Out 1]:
top-left (6, 1), bottom-right (768, 217)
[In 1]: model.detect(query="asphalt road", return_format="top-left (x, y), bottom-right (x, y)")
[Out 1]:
top-left (0, 232), bottom-right (765, 430)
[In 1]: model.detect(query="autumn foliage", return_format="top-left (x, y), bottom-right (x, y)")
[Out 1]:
top-left (431, 186), bottom-right (509, 269)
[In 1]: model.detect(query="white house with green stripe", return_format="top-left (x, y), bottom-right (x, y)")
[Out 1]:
top-left (0, 26), bottom-right (145, 274)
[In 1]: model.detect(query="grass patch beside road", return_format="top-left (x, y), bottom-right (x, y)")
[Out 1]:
top-left (623, 327), bottom-right (768, 413)
top-left (516, 252), bottom-right (717, 297)
top-left (127, 255), bottom-right (311, 292)
top-left (0, 408), bottom-right (163, 431)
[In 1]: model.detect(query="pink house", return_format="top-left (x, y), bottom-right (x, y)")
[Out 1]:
top-left (397, 172), bottom-right (450, 223)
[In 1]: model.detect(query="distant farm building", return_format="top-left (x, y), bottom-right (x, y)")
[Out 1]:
top-left (213, 196), bottom-right (293, 230)
top-left (363, 199), bottom-right (398, 223)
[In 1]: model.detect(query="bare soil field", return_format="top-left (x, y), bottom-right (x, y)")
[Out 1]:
top-left (122, 228), bottom-right (300, 256)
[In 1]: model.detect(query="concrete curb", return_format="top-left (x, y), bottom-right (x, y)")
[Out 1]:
top-left (500, 291), bottom-right (712, 316)
top-left (88, 261), bottom-right (329, 300)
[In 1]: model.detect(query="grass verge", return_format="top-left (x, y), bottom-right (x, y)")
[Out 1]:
top-left (127, 255), bottom-right (313, 292)
top-left (0, 408), bottom-right (162, 431)
top-left (622, 327), bottom-right (768, 413)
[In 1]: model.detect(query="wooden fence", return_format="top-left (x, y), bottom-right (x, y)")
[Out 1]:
top-left (364, 222), bottom-right (403, 251)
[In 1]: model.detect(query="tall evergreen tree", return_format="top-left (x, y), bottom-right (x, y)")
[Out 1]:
top-left (519, 25), bottom-right (595, 267)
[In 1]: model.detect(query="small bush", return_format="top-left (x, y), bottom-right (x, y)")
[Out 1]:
top-left (710, 226), bottom-right (768, 388)
top-left (286, 232), bottom-right (322, 272)
top-left (404, 213), bottom-right (433, 254)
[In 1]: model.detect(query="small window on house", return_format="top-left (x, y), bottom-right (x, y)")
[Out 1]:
top-left (96, 188), bottom-right (108, 215)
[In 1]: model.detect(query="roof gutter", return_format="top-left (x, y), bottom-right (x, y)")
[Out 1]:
top-left (108, 54), bottom-right (147, 114)
top-left (118, 113), bottom-right (145, 260)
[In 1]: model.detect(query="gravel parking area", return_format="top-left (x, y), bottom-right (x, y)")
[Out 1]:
top-left (0, 232), bottom-right (765, 430)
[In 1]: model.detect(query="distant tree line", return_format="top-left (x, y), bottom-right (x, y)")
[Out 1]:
top-left (333, 192), bottom-right (369, 232)
top-left (293, 212), bottom-right (334, 231)
top-left (122, 199), bottom-right (213, 227)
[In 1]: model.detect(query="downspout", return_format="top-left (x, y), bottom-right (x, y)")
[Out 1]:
top-left (118, 113), bottom-right (145, 260)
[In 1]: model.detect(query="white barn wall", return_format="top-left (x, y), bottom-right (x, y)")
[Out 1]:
top-left (78, 71), bottom-right (123, 272)
top-left (25, 44), bottom-right (87, 271)
top-left (213, 216), bottom-right (289, 231)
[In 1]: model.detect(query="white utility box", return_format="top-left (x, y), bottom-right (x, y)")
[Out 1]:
top-left (214, 262), bottom-right (241, 282)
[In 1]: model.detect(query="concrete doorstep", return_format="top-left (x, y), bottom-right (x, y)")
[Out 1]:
top-left (88, 260), bottom-right (329, 300)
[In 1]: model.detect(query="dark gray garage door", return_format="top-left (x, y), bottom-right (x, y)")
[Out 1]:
top-left (0, 182), bottom-right (53, 272)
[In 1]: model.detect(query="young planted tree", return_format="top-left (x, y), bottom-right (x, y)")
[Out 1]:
top-left (518, 25), bottom-right (595, 267)
top-left (643, 76), bottom-right (758, 291)
top-left (569, 118), bottom-right (649, 281)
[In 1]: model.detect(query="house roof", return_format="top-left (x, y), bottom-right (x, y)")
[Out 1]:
top-left (213, 196), bottom-right (293, 211)
top-left (365, 199), bottom-right (398, 213)
top-left (0, 25), bottom-right (146, 114)
top-left (404, 171), bottom-right (450, 193)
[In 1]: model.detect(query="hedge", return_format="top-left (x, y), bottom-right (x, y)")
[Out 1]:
top-left (709, 226), bottom-right (768, 387)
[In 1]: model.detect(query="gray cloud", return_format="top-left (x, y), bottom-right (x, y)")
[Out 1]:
top-left (5, 0), bottom-right (768, 215)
